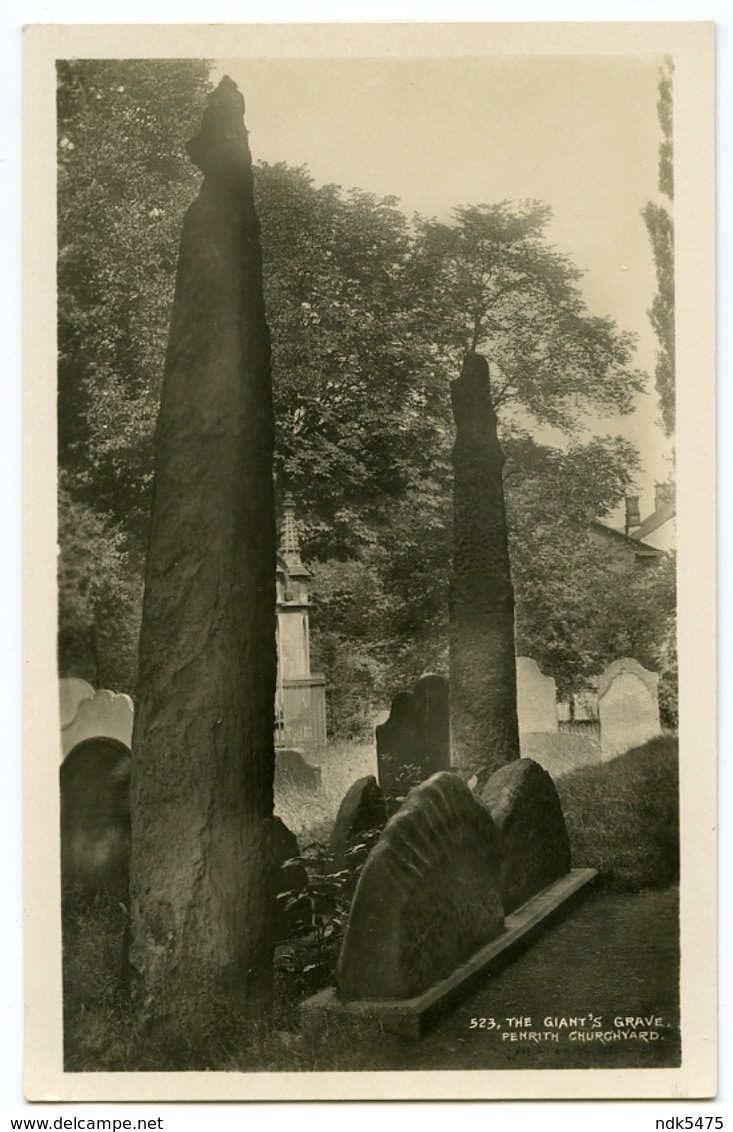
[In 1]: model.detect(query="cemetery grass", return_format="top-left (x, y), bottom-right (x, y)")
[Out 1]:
top-left (62, 735), bottom-right (679, 1072)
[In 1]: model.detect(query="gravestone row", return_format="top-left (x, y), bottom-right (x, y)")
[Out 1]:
top-left (335, 760), bottom-right (571, 1002)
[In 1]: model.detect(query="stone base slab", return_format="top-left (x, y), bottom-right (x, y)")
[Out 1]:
top-left (300, 867), bottom-right (599, 1039)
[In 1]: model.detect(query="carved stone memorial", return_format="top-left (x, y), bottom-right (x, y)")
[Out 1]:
top-left (598, 657), bottom-right (661, 761)
top-left (479, 757), bottom-right (571, 914)
top-left (375, 673), bottom-right (450, 804)
top-left (60, 737), bottom-right (131, 896)
top-left (336, 771), bottom-right (504, 1001)
top-left (449, 353), bottom-right (520, 781)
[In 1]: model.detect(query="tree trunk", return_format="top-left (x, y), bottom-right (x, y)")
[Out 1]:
top-left (128, 77), bottom-right (277, 1045)
top-left (449, 352), bottom-right (520, 782)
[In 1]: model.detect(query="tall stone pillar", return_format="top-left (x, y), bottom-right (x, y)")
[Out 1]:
top-left (128, 77), bottom-right (277, 1042)
top-left (449, 352), bottom-right (520, 782)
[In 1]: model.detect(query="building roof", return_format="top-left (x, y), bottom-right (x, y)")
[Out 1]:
top-left (629, 500), bottom-right (675, 543)
top-left (589, 519), bottom-right (662, 558)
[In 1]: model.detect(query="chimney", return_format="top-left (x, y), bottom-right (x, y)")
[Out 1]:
top-left (624, 496), bottom-right (641, 536)
top-left (655, 481), bottom-right (675, 511)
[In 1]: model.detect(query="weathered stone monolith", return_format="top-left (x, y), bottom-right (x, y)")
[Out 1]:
top-left (128, 77), bottom-right (277, 1038)
top-left (449, 352), bottom-right (520, 782)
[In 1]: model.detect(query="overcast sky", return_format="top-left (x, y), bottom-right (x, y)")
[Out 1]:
top-left (215, 55), bottom-right (673, 521)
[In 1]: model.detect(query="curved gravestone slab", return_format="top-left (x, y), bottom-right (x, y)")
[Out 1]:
top-left (61, 689), bottom-right (134, 759)
top-left (275, 747), bottom-right (321, 793)
top-left (336, 771), bottom-right (504, 1001)
top-left (60, 737), bottom-right (131, 896)
top-left (376, 674), bottom-right (450, 805)
top-left (597, 657), bottom-right (661, 761)
top-left (59, 677), bottom-right (95, 730)
top-left (480, 758), bottom-right (570, 914)
top-left (328, 775), bottom-right (387, 868)
top-left (515, 657), bottom-right (558, 734)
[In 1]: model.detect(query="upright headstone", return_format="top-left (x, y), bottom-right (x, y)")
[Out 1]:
top-left (336, 771), bottom-right (504, 1001)
top-left (515, 657), bottom-right (558, 734)
top-left (328, 775), bottom-right (387, 868)
top-left (598, 657), bottom-right (661, 761)
top-left (61, 688), bottom-right (134, 759)
top-left (479, 757), bottom-right (570, 913)
top-left (375, 674), bottom-right (450, 805)
top-left (61, 737), bottom-right (131, 896)
top-left (129, 77), bottom-right (277, 1033)
top-left (449, 353), bottom-right (520, 781)
top-left (59, 677), bottom-right (95, 729)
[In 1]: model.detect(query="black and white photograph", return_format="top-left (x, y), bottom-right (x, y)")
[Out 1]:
top-left (21, 20), bottom-right (716, 1101)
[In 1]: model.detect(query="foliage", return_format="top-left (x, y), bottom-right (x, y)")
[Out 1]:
top-left (57, 475), bottom-right (142, 690)
top-left (55, 61), bottom-right (667, 721)
top-left (57, 59), bottom-right (212, 536)
top-left (406, 202), bottom-right (646, 431)
top-left (642, 58), bottom-right (675, 436)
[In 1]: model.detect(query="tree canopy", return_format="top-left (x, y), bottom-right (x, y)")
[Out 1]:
top-left (56, 58), bottom-right (672, 727)
top-left (642, 58), bottom-right (675, 437)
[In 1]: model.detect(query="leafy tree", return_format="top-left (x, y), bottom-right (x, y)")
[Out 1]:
top-left (57, 59), bottom-right (212, 537)
top-left (56, 65), bottom-right (660, 720)
top-left (58, 474), bottom-right (142, 691)
top-left (406, 202), bottom-right (646, 431)
top-left (254, 162), bottom-right (450, 561)
top-left (642, 59), bottom-right (675, 436)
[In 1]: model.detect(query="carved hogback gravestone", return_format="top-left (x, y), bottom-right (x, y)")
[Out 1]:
top-left (336, 771), bottom-right (504, 1001)
top-left (328, 775), bottom-right (387, 869)
top-left (598, 657), bottom-right (661, 761)
top-left (60, 737), bottom-right (131, 896)
top-left (479, 758), bottom-right (570, 914)
top-left (375, 674), bottom-right (450, 806)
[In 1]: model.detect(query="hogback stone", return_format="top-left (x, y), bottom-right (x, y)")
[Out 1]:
top-left (336, 771), bottom-right (504, 1001)
top-left (479, 757), bottom-right (570, 914)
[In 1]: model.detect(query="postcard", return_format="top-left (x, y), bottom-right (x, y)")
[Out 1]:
top-left (23, 20), bottom-right (716, 1101)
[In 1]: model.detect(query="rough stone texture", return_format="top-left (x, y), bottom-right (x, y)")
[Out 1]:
top-left (376, 674), bottom-right (450, 806)
top-left (129, 77), bottom-right (277, 1031)
top-left (479, 758), bottom-right (571, 914)
top-left (516, 657), bottom-right (558, 734)
top-left (274, 747), bottom-right (321, 794)
top-left (336, 771), bottom-right (504, 1001)
top-left (61, 688), bottom-right (134, 759)
top-left (449, 353), bottom-right (520, 781)
top-left (329, 775), bottom-right (387, 867)
top-left (598, 657), bottom-right (661, 761)
top-left (60, 738), bottom-right (131, 896)
top-left (59, 677), bottom-right (95, 730)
